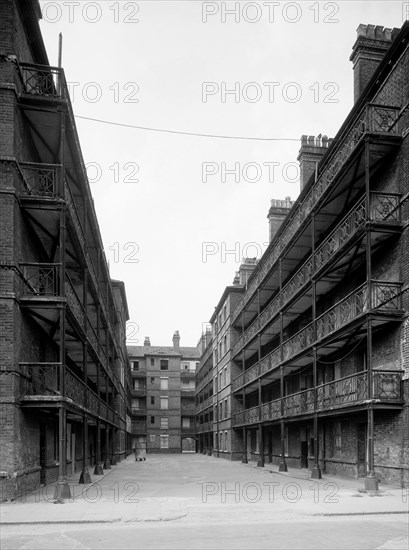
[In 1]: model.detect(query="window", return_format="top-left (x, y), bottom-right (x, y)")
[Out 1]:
top-left (182, 379), bottom-right (189, 387)
top-left (150, 416), bottom-right (155, 424)
top-left (150, 434), bottom-right (155, 443)
top-left (223, 335), bottom-right (227, 354)
top-left (160, 397), bottom-right (169, 409)
top-left (150, 358), bottom-right (154, 366)
top-left (133, 379), bottom-right (140, 390)
top-left (131, 360), bottom-right (139, 371)
top-left (224, 398), bottom-right (228, 419)
top-left (160, 417), bottom-right (168, 429)
top-left (223, 367), bottom-right (227, 387)
top-left (160, 377), bottom-right (169, 390)
top-left (223, 305), bottom-right (227, 321)
top-left (219, 342), bottom-right (222, 357)
top-left (182, 417), bottom-right (190, 428)
top-left (160, 435), bottom-right (169, 449)
top-left (219, 431), bottom-right (223, 451)
top-left (160, 359), bottom-right (169, 371)
top-left (219, 401), bottom-right (223, 420)
top-left (214, 432), bottom-right (218, 449)
top-left (150, 396), bottom-right (155, 405)
top-left (150, 377), bottom-right (155, 384)
top-left (225, 431), bottom-right (228, 451)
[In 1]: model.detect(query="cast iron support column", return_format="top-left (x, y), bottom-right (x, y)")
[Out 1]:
top-left (54, 129), bottom-right (71, 499)
top-left (94, 364), bottom-right (103, 474)
top-left (242, 426), bottom-right (248, 463)
top-left (257, 377), bottom-right (264, 467)
top-left (363, 139), bottom-right (378, 492)
top-left (278, 300), bottom-right (287, 471)
top-left (104, 425), bottom-right (111, 469)
top-left (79, 269), bottom-right (91, 484)
top-left (311, 348), bottom-right (321, 479)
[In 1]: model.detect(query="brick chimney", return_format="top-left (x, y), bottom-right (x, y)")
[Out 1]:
top-left (238, 258), bottom-right (258, 286)
top-left (143, 336), bottom-right (151, 346)
top-left (172, 330), bottom-right (180, 352)
top-left (350, 25), bottom-right (399, 103)
top-left (297, 135), bottom-right (332, 191)
top-left (267, 196), bottom-right (293, 242)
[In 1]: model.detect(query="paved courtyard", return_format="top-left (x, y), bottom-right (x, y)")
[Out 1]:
top-left (1, 454), bottom-right (408, 549)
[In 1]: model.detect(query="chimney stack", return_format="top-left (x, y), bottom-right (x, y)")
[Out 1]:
top-left (143, 336), bottom-right (151, 346)
top-left (297, 134), bottom-right (332, 191)
top-left (172, 330), bottom-right (180, 352)
top-left (238, 258), bottom-right (258, 286)
top-left (350, 25), bottom-right (399, 103)
top-left (267, 196), bottom-right (293, 242)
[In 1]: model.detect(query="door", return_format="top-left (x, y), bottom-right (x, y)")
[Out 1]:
top-left (301, 441), bottom-right (308, 468)
top-left (357, 424), bottom-right (367, 477)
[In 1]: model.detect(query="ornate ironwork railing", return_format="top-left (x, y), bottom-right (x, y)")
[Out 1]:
top-left (283, 389), bottom-right (315, 416)
top-left (314, 196), bottom-right (366, 272)
top-left (232, 281), bottom-right (402, 392)
top-left (373, 370), bottom-right (402, 399)
top-left (231, 103), bottom-right (400, 325)
top-left (65, 369), bottom-right (85, 407)
top-left (65, 277), bottom-right (85, 329)
top-left (197, 395), bottom-right (213, 413)
top-left (20, 162), bottom-right (62, 197)
top-left (20, 363), bottom-right (60, 396)
top-left (233, 405), bottom-right (260, 427)
top-left (232, 346), bottom-right (281, 392)
top-left (88, 389), bottom-right (100, 416)
top-left (19, 63), bottom-right (66, 99)
top-left (260, 398), bottom-right (281, 422)
top-left (232, 192), bottom-right (401, 358)
top-left (283, 324), bottom-right (314, 361)
top-left (370, 192), bottom-right (401, 222)
top-left (233, 371), bottom-right (402, 426)
top-left (21, 263), bottom-right (60, 296)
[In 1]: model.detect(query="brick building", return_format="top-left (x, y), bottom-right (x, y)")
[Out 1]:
top-left (128, 332), bottom-right (200, 454)
top-left (198, 23), bottom-right (409, 489)
top-left (0, 0), bottom-right (132, 500)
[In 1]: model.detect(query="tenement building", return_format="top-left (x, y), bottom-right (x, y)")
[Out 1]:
top-left (128, 332), bottom-right (200, 454)
top-left (0, 0), bottom-right (133, 500)
top-left (202, 23), bottom-right (409, 488)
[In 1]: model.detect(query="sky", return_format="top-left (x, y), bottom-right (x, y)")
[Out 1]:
top-left (38, 0), bottom-right (408, 348)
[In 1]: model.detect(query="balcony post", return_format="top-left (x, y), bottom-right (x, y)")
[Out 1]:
top-left (104, 374), bottom-right (111, 469)
top-left (54, 135), bottom-right (71, 500)
top-left (79, 270), bottom-right (91, 484)
top-left (257, 379), bottom-right (264, 467)
top-left (94, 364), bottom-right (103, 474)
top-left (104, 425), bottom-right (111, 469)
top-left (311, 347), bottom-right (322, 479)
top-left (365, 316), bottom-right (378, 491)
top-left (241, 426), bottom-right (248, 463)
top-left (279, 365), bottom-right (287, 472)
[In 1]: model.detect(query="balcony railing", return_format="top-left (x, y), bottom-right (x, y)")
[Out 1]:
top-left (19, 63), bottom-right (66, 99)
top-left (21, 263), bottom-right (60, 296)
top-left (231, 104), bottom-right (400, 325)
top-left (197, 395), bottom-right (213, 413)
top-left (232, 193), bottom-right (401, 357)
top-left (19, 162), bottom-right (62, 197)
top-left (132, 420), bottom-right (147, 432)
top-left (20, 363), bottom-right (118, 424)
top-left (131, 388), bottom-right (146, 396)
top-left (20, 363), bottom-right (60, 396)
top-left (232, 280), bottom-right (402, 392)
top-left (232, 370), bottom-right (402, 427)
top-left (131, 407), bottom-right (147, 415)
top-left (196, 422), bottom-right (212, 434)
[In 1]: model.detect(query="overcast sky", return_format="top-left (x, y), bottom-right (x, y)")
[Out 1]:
top-left (39, 0), bottom-right (407, 348)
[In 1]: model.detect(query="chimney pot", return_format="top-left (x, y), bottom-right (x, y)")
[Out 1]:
top-left (144, 337), bottom-right (151, 347)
